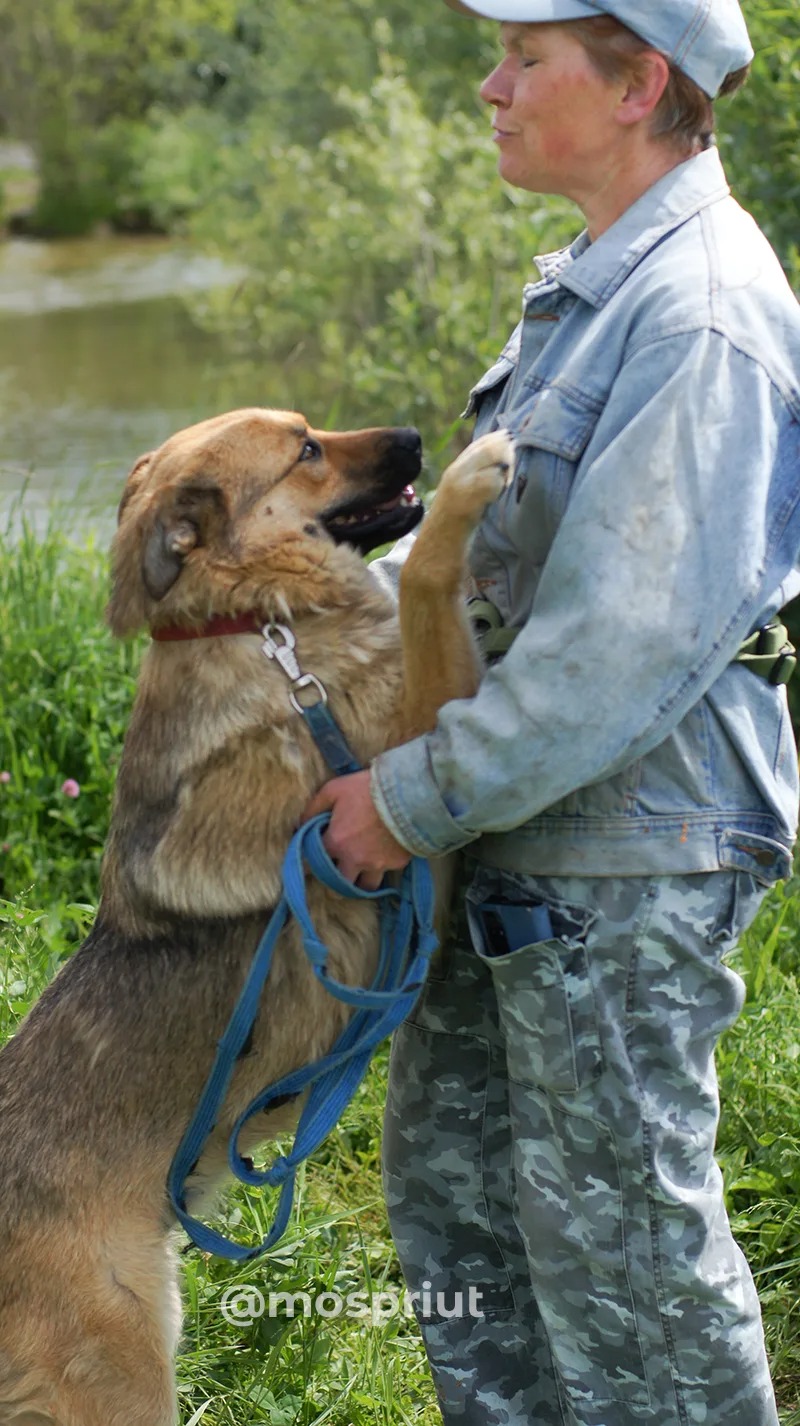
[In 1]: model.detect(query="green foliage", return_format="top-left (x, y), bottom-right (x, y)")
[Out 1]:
top-left (0, 0), bottom-right (238, 233)
top-left (178, 0), bottom-right (798, 441)
top-left (31, 120), bottom-right (134, 236)
top-left (0, 0), bottom-right (796, 352)
top-left (182, 13), bottom-right (576, 442)
top-left (718, 1), bottom-right (800, 287)
top-left (0, 517), bottom-right (142, 908)
top-left (122, 109), bottom-right (231, 233)
top-left (0, 896), bottom-right (94, 1044)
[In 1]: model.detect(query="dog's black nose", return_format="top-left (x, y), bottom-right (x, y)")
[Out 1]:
top-left (392, 427), bottom-right (422, 456)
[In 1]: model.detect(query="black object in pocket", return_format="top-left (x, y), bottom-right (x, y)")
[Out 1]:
top-left (466, 894), bottom-right (602, 1093)
top-left (470, 899), bottom-right (554, 957)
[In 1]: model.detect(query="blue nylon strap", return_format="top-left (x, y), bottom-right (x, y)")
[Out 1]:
top-left (300, 701), bottom-right (362, 777)
top-left (167, 815), bottom-right (438, 1262)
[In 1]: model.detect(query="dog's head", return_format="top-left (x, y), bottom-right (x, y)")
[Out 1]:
top-left (108, 408), bottom-right (423, 635)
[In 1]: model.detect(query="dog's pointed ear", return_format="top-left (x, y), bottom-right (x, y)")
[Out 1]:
top-left (142, 516), bottom-right (199, 601)
top-left (108, 470), bottom-right (230, 637)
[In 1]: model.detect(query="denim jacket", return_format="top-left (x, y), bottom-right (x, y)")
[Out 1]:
top-left (371, 148), bottom-right (800, 884)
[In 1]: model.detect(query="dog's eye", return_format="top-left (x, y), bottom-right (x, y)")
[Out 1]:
top-left (298, 437), bottom-right (323, 462)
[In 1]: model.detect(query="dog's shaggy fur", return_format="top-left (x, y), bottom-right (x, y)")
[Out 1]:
top-left (0, 408), bottom-right (512, 1426)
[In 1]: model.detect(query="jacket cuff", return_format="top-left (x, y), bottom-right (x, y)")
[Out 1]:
top-left (370, 739), bottom-right (478, 857)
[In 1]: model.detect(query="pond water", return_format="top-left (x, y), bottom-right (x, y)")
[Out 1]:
top-left (0, 235), bottom-right (313, 535)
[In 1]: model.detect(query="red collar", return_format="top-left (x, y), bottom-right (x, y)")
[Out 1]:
top-left (152, 612), bottom-right (265, 642)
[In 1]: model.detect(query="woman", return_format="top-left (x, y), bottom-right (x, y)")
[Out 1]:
top-left (306, 2), bottom-right (800, 1421)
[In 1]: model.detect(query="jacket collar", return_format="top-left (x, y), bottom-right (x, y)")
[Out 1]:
top-left (532, 147), bottom-right (730, 311)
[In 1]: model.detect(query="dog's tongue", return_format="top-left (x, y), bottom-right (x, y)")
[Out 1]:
top-left (375, 485), bottom-right (416, 513)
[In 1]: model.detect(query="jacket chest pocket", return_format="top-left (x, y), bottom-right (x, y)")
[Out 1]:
top-left (499, 382), bottom-right (604, 591)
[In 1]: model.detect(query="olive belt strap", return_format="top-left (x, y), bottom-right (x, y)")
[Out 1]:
top-left (736, 620), bottom-right (797, 685)
top-left (467, 600), bottom-right (796, 687)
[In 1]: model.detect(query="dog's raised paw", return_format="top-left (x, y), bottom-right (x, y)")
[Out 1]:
top-left (436, 430), bottom-right (515, 519)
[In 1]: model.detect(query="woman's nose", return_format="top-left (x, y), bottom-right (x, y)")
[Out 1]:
top-left (480, 57), bottom-right (514, 107)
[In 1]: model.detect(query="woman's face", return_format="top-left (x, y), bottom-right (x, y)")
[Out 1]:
top-left (480, 22), bottom-right (625, 200)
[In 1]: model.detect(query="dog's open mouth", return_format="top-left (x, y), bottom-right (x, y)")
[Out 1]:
top-left (323, 485), bottom-right (424, 554)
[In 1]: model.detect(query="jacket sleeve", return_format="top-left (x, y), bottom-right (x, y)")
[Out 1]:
top-left (371, 328), bottom-right (800, 855)
top-left (367, 529), bottom-right (418, 603)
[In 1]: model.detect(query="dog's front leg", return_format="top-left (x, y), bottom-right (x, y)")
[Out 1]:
top-left (395, 431), bottom-right (514, 742)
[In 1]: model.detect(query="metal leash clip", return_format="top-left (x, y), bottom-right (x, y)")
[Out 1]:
top-left (260, 622), bottom-right (328, 711)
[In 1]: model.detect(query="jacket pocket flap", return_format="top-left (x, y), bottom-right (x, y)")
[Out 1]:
top-left (515, 383), bottom-right (602, 461)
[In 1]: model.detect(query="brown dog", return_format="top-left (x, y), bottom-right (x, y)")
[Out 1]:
top-left (0, 408), bottom-right (512, 1426)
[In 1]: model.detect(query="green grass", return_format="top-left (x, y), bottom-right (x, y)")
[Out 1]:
top-left (171, 1052), bottom-right (442, 1426)
top-left (2, 520), bottom-right (800, 1421)
top-left (717, 879), bottom-right (800, 1420)
top-left (0, 517), bottom-right (141, 910)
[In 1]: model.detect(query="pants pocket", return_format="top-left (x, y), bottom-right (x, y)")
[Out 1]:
top-left (466, 894), bottom-right (602, 1093)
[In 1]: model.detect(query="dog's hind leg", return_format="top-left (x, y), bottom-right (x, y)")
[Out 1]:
top-left (57, 1351), bottom-right (178, 1426)
top-left (6, 1232), bottom-right (181, 1420)
top-left (53, 1313), bottom-right (179, 1426)
top-left (14, 1323), bottom-right (179, 1426)
top-left (72, 1239), bottom-right (181, 1426)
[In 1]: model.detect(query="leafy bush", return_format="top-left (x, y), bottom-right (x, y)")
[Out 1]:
top-left (0, 0), bottom-right (238, 234)
top-left (719, 2), bottom-right (800, 288)
top-left (187, 37), bottom-right (576, 444)
top-left (179, 0), bottom-right (799, 447)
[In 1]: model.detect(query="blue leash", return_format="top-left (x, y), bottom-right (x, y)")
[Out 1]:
top-left (167, 625), bottom-right (438, 1261)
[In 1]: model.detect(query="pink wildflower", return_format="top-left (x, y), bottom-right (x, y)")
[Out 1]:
top-left (61, 779), bottom-right (81, 799)
top-left (0, 771), bottom-right (10, 784)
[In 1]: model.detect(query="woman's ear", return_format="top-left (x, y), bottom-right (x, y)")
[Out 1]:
top-left (616, 51), bottom-right (670, 128)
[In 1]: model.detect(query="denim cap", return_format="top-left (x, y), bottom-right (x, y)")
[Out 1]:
top-left (443, 0), bottom-right (753, 95)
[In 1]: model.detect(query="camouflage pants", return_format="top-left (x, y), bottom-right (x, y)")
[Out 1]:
top-left (383, 862), bottom-right (779, 1425)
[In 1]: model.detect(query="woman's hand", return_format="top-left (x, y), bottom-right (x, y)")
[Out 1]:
top-left (302, 769), bottom-right (412, 890)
